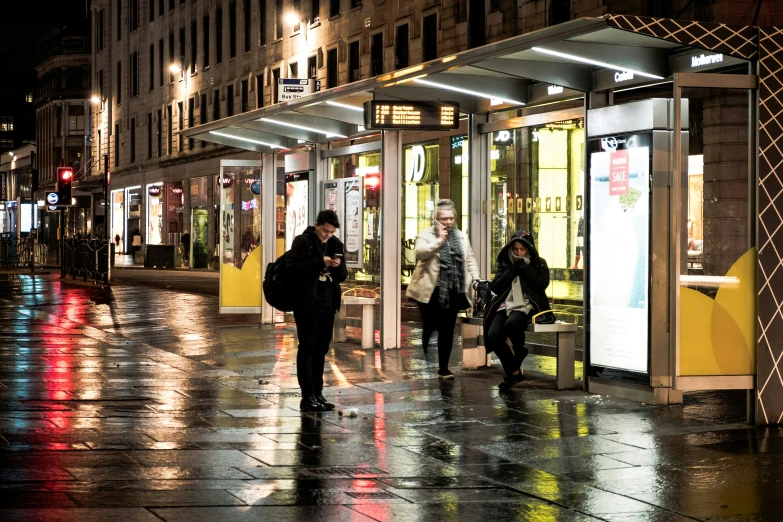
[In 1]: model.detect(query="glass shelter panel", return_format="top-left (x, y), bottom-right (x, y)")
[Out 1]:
top-left (678, 88), bottom-right (756, 379)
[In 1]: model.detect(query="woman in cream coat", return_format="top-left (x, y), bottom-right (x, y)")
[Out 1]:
top-left (406, 199), bottom-right (480, 378)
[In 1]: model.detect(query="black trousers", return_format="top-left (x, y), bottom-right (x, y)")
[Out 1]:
top-left (486, 310), bottom-right (530, 376)
top-left (417, 289), bottom-right (461, 370)
top-left (293, 309), bottom-right (336, 397)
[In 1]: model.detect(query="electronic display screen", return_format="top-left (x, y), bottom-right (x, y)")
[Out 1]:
top-left (363, 101), bottom-right (459, 130)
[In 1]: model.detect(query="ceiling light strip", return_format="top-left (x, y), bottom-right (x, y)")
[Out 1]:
top-left (209, 131), bottom-right (283, 148)
top-left (325, 101), bottom-right (365, 112)
top-left (531, 47), bottom-right (664, 80)
top-left (258, 117), bottom-right (347, 138)
top-left (412, 78), bottom-right (525, 106)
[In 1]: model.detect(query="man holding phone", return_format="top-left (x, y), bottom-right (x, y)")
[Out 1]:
top-left (287, 210), bottom-right (348, 412)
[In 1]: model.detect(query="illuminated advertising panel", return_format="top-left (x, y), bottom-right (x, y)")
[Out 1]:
top-left (589, 134), bottom-right (651, 374)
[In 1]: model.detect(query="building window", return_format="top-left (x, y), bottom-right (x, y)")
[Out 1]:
top-left (371, 32), bottom-right (383, 76)
top-left (292, 0), bottom-right (301, 32)
top-left (191, 20), bottom-right (197, 73)
top-left (203, 15), bottom-right (210, 68)
top-left (227, 84), bottom-right (234, 116)
top-left (98, 69), bottom-right (104, 99)
top-left (167, 105), bottom-right (173, 155)
top-left (179, 26), bottom-right (186, 76)
top-left (25, 92), bottom-right (33, 103)
top-left (310, 0), bottom-right (319, 23)
top-left (259, 0), bottom-right (267, 44)
top-left (169, 32), bottom-right (175, 81)
top-left (351, 0), bottom-right (360, 8)
top-left (158, 39), bottom-right (164, 86)
top-left (330, 0), bottom-right (340, 17)
top-left (327, 48), bottom-right (338, 88)
top-left (272, 67), bottom-right (280, 103)
top-left (115, 123), bottom-right (120, 166)
top-left (216, 8), bottom-right (223, 63)
top-left (0, 116), bottom-right (14, 132)
top-left (130, 118), bottom-right (136, 163)
top-left (290, 61), bottom-right (298, 78)
top-left (147, 113), bottom-right (153, 159)
top-left (157, 109), bottom-right (162, 157)
top-left (149, 44), bottom-right (155, 90)
top-left (149, 0), bottom-right (155, 22)
top-left (188, 97), bottom-right (195, 149)
top-left (159, 0), bottom-right (164, 17)
top-left (68, 105), bottom-right (85, 133)
top-left (200, 93), bottom-right (207, 147)
top-left (256, 74), bottom-right (264, 108)
top-left (213, 89), bottom-right (221, 120)
top-left (56, 107), bottom-right (62, 137)
top-left (422, 14), bottom-right (437, 61)
top-left (98, 10), bottom-right (105, 50)
top-left (275, 0), bottom-right (283, 39)
top-left (395, 24), bottom-right (409, 69)
top-left (550, 0), bottom-right (570, 25)
top-left (98, 129), bottom-right (102, 161)
top-left (241, 80), bottom-right (249, 112)
top-left (468, 0), bottom-right (486, 48)
top-left (131, 51), bottom-right (138, 97)
top-left (348, 40), bottom-right (359, 82)
top-left (116, 61), bottom-right (122, 104)
top-left (169, 0), bottom-right (174, 10)
top-left (117, 0), bottom-right (122, 41)
top-left (130, 0), bottom-right (138, 31)
top-left (177, 102), bottom-right (184, 152)
top-left (244, 0), bottom-right (251, 52)
top-left (229, 2), bottom-right (237, 58)
top-left (308, 55), bottom-right (317, 79)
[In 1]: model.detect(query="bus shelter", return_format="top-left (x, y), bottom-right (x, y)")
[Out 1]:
top-left (184, 15), bottom-right (783, 424)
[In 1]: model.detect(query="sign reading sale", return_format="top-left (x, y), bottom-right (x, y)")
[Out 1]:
top-left (609, 150), bottom-right (630, 196)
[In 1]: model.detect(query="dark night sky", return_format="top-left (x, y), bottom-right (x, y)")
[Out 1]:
top-left (0, 0), bottom-right (91, 79)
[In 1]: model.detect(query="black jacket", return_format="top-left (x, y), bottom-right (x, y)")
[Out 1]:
top-left (288, 226), bottom-right (349, 312)
top-left (483, 231), bottom-right (552, 340)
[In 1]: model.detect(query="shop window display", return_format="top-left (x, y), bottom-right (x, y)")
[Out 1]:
top-left (403, 142), bottom-right (440, 284)
top-left (490, 119), bottom-right (584, 301)
top-left (189, 176), bottom-right (210, 268)
top-left (111, 190), bottom-right (125, 253)
top-left (147, 183), bottom-right (164, 245)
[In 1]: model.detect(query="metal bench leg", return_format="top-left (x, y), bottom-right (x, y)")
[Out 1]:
top-left (361, 304), bottom-right (374, 349)
top-left (556, 332), bottom-right (576, 389)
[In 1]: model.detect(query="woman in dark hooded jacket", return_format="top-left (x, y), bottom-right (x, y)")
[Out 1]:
top-left (483, 231), bottom-right (552, 390)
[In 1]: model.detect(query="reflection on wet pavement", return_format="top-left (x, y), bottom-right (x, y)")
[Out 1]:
top-left (0, 273), bottom-right (773, 521)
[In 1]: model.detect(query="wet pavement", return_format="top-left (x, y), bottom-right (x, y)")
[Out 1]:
top-left (0, 272), bottom-right (778, 521)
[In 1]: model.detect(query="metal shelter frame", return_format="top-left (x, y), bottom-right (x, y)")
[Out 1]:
top-left (184, 15), bottom-right (783, 424)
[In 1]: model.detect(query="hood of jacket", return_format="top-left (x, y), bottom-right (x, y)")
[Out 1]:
top-left (496, 230), bottom-right (540, 265)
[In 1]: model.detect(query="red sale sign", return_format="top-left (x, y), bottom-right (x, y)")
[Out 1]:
top-left (609, 150), bottom-right (630, 196)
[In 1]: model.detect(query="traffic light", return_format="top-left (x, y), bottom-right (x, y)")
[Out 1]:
top-left (56, 167), bottom-right (73, 203)
top-left (365, 173), bottom-right (380, 208)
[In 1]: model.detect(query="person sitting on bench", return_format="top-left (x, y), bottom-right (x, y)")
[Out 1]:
top-left (483, 231), bottom-right (551, 390)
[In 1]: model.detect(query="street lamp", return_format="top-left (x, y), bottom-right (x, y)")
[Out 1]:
top-left (169, 64), bottom-right (182, 75)
top-left (285, 12), bottom-right (300, 26)
top-left (90, 95), bottom-right (101, 105)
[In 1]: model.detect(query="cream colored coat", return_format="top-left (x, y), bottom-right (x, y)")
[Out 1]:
top-left (405, 227), bottom-right (480, 307)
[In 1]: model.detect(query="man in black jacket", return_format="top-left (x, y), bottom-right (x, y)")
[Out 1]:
top-left (287, 210), bottom-right (348, 412)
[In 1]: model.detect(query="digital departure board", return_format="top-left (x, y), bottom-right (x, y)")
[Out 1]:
top-left (363, 101), bottom-right (460, 131)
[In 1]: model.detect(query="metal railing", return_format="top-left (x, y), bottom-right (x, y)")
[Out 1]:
top-left (0, 236), bottom-right (31, 269)
top-left (63, 239), bottom-right (110, 284)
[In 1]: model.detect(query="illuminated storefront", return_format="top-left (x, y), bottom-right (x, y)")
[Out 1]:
top-left (490, 119), bottom-right (585, 299)
top-left (146, 183), bottom-right (164, 245)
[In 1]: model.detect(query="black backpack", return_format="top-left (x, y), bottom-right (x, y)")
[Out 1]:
top-left (263, 252), bottom-right (294, 312)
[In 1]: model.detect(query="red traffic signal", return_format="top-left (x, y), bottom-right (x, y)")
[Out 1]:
top-left (56, 166), bottom-right (73, 202)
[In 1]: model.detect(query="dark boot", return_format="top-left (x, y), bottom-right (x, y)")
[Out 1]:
top-left (300, 395), bottom-right (327, 412)
top-left (314, 393), bottom-right (335, 411)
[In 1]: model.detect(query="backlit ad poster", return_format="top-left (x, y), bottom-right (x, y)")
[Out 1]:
top-left (589, 136), bottom-right (651, 374)
top-left (285, 176), bottom-right (309, 251)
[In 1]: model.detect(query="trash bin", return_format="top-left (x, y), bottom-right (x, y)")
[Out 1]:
top-left (144, 245), bottom-right (175, 268)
